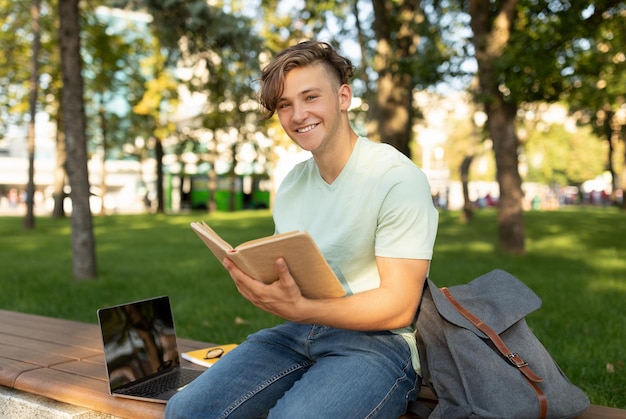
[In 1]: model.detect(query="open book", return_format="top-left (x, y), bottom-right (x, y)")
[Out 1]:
top-left (190, 221), bottom-right (346, 299)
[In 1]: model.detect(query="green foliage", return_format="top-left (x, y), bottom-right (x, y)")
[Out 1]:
top-left (138, 0), bottom-right (272, 191)
top-left (0, 0), bottom-right (53, 133)
top-left (564, 3), bottom-right (626, 146)
top-left (524, 122), bottom-right (606, 186)
top-left (0, 208), bottom-right (624, 408)
top-left (81, 9), bottom-right (154, 157)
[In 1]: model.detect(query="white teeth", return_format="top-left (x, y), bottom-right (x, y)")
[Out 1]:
top-left (297, 124), bottom-right (317, 133)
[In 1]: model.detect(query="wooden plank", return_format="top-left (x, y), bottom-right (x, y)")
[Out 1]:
top-left (581, 405), bottom-right (626, 419)
top-left (14, 368), bottom-right (165, 418)
top-left (0, 326), bottom-right (99, 350)
top-left (0, 309), bottom-right (97, 333)
top-left (0, 310), bottom-right (100, 341)
top-left (51, 359), bottom-right (108, 382)
top-left (0, 333), bottom-right (100, 359)
top-left (82, 353), bottom-right (106, 365)
top-left (0, 342), bottom-right (74, 367)
top-left (0, 357), bottom-right (41, 387)
top-left (0, 320), bottom-right (100, 350)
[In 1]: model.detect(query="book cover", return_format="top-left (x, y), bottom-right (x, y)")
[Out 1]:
top-left (181, 344), bottom-right (239, 368)
top-left (190, 221), bottom-right (346, 299)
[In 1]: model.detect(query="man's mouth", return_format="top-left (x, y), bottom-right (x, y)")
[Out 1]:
top-left (296, 123), bottom-right (319, 133)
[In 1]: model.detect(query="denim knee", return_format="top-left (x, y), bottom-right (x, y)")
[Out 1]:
top-left (164, 391), bottom-right (184, 419)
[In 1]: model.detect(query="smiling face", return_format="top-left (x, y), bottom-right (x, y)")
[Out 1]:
top-left (276, 63), bottom-right (352, 155)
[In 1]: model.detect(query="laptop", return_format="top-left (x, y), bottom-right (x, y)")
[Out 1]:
top-left (97, 295), bottom-right (204, 403)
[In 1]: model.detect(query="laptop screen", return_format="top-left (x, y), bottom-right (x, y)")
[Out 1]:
top-left (98, 296), bottom-right (181, 391)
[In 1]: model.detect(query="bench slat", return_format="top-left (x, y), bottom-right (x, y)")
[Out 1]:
top-left (0, 357), bottom-right (40, 388)
top-left (1, 309), bottom-right (100, 339)
top-left (0, 342), bottom-right (74, 367)
top-left (0, 333), bottom-right (101, 359)
top-left (50, 359), bottom-right (109, 382)
top-left (0, 321), bottom-right (100, 350)
top-left (14, 367), bottom-right (165, 418)
top-left (581, 405), bottom-right (626, 419)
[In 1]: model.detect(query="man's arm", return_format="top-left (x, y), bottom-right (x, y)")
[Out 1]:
top-left (223, 256), bottom-right (429, 331)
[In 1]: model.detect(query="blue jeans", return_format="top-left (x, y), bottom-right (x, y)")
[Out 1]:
top-left (165, 322), bottom-right (420, 419)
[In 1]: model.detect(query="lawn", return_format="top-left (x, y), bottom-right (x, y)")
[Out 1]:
top-left (0, 207), bottom-right (624, 408)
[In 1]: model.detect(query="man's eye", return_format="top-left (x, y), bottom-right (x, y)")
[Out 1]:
top-left (306, 95), bottom-right (318, 101)
top-left (278, 102), bottom-right (290, 109)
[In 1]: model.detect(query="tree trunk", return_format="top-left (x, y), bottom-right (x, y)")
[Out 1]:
top-left (488, 100), bottom-right (525, 254)
top-left (99, 105), bottom-right (107, 216)
top-left (24, 0), bottom-right (41, 230)
top-left (52, 112), bottom-right (67, 218)
top-left (351, 0), bottom-right (378, 142)
top-left (460, 155), bottom-right (474, 222)
top-left (622, 123), bottom-right (626, 210)
top-left (602, 111), bottom-right (618, 206)
top-left (622, 140), bottom-right (626, 210)
top-left (469, 0), bottom-right (525, 255)
top-left (58, 0), bottom-right (97, 279)
top-left (229, 142), bottom-right (237, 212)
top-left (155, 137), bottom-right (165, 213)
top-left (371, 0), bottom-right (422, 157)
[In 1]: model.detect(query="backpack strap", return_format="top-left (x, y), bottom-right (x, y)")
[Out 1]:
top-left (440, 287), bottom-right (548, 419)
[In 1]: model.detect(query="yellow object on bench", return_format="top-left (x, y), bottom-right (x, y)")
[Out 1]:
top-left (0, 309), bottom-right (624, 419)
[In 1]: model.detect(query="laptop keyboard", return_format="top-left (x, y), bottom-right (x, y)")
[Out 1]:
top-left (117, 368), bottom-right (203, 398)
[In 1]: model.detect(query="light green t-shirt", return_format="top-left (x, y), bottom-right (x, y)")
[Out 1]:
top-left (273, 137), bottom-right (439, 371)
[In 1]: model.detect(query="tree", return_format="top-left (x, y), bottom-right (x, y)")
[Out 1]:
top-left (370, 0), bottom-right (450, 156)
top-left (467, 0), bottom-right (626, 253)
top-left (0, 0), bottom-right (31, 137)
top-left (82, 9), bottom-right (150, 215)
top-left (1, 0), bottom-right (69, 219)
top-left (137, 0), bottom-right (267, 212)
top-left (58, 0), bottom-right (97, 279)
top-left (132, 41), bottom-right (178, 214)
top-left (468, 0), bottom-right (526, 254)
top-left (24, 0), bottom-right (41, 230)
top-left (563, 4), bottom-right (626, 207)
top-left (38, 0), bottom-right (67, 219)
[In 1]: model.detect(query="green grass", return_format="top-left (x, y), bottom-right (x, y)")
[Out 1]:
top-left (0, 207), bottom-right (624, 408)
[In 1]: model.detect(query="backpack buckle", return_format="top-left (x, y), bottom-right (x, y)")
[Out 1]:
top-left (507, 353), bottom-right (528, 368)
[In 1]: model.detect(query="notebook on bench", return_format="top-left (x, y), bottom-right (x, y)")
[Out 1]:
top-left (97, 295), bottom-right (204, 403)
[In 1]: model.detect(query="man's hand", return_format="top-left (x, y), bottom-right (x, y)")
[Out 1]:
top-left (223, 257), bottom-right (306, 321)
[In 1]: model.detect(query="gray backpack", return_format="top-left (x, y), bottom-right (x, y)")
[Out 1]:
top-left (411, 269), bottom-right (590, 418)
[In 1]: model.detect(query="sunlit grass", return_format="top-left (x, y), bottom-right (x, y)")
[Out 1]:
top-left (0, 207), bottom-right (624, 408)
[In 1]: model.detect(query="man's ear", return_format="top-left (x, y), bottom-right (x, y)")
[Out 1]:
top-left (339, 84), bottom-right (352, 111)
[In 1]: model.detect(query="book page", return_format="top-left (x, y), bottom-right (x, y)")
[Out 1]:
top-left (190, 222), bottom-right (233, 266)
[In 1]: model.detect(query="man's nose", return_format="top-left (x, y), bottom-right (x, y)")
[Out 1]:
top-left (292, 102), bottom-right (308, 122)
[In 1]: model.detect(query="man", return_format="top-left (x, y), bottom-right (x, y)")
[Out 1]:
top-left (165, 40), bottom-right (438, 419)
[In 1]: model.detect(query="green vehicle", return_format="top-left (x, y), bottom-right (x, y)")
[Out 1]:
top-left (168, 173), bottom-right (270, 212)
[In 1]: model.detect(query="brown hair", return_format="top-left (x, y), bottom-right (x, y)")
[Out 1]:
top-left (258, 40), bottom-right (355, 120)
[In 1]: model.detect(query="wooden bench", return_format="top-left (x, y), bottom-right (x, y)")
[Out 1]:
top-left (1, 309), bottom-right (624, 419)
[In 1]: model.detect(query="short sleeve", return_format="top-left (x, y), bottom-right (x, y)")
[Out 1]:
top-left (375, 166), bottom-right (438, 260)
